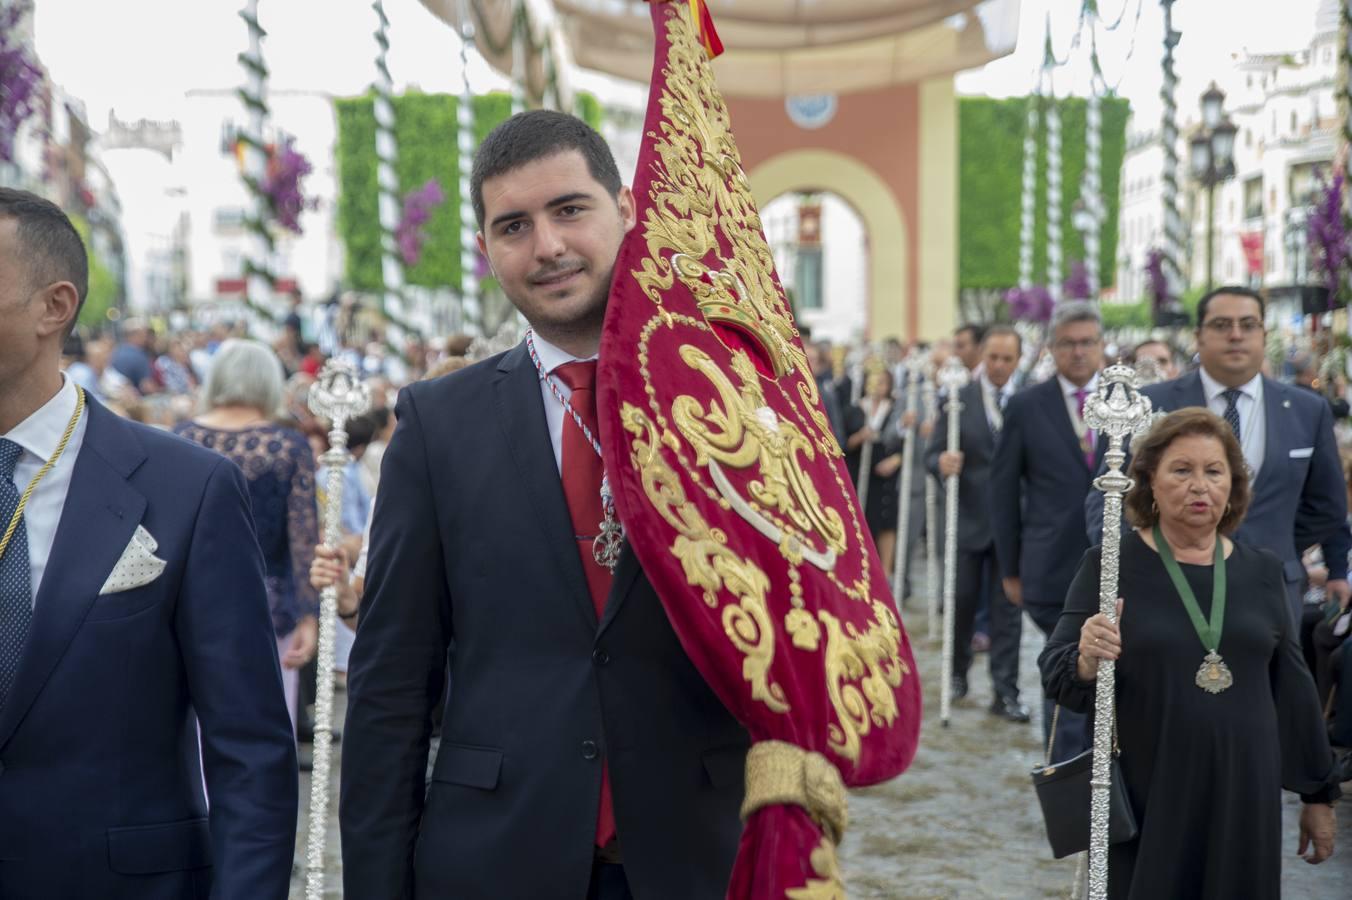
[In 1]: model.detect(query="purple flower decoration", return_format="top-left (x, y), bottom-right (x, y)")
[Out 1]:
top-left (0, 2), bottom-right (43, 164)
top-left (1005, 284), bottom-right (1054, 323)
top-left (1062, 259), bottom-right (1092, 301)
top-left (1145, 248), bottom-right (1170, 310)
top-left (262, 138), bottom-right (315, 234)
top-left (395, 178), bottom-right (446, 267)
top-left (1307, 169), bottom-right (1349, 308)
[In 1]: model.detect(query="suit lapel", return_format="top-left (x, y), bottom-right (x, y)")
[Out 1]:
top-left (597, 542), bottom-right (643, 637)
top-left (0, 400), bottom-right (145, 750)
top-left (492, 344), bottom-right (600, 633)
top-left (1040, 379), bottom-right (1090, 469)
top-left (962, 382), bottom-right (994, 456)
top-left (1251, 376), bottom-right (1286, 496)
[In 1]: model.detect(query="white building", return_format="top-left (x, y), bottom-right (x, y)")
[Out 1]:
top-left (1113, 0), bottom-right (1340, 310)
top-left (177, 89), bottom-right (344, 321)
top-left (761, 193), bottom-right (870, 344)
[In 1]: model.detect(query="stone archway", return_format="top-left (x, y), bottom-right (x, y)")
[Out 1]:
top-left (750, 151), bottom-right (906, 341)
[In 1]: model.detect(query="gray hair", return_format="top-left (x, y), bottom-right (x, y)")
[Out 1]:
top-left (1049, 300), bottom-right (1102, 339)
top-left (200, 338), bottom-right (285, 415)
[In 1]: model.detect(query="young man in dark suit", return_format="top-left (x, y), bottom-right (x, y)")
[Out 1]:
top-left (340, 112), bottom-right (747, 900)
top-left (926, 325), bottom-right (1028, 722)
top-left (990, 301), bottom-right (1105, 757)
top-left (0, 191), bottom-right (297, 898)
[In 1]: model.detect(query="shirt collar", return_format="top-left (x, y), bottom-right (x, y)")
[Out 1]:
top-left (981, 373), bottom-right (1013, 400)
top-left (3, 374), bottom-right (79, 466)
top-left (531, 332), bottom-right (598, 376)
top-left (1198, 367), bottom-right (1263, 404)
top-left (1057, 371), bottom-right (1100, 397)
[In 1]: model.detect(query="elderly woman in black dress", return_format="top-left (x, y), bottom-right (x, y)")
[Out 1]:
top-left (1040, 407), bottom-right (1340, 898)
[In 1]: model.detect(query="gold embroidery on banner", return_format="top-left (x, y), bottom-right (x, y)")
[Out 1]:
top-left (819, 603), bottom-right (907, 762)
top-left (620, 2), bottom-right (915, 768)
top-left (671, 344), bottom-right (847, 570)
top-left (785, 838), bottom-right (847, 900)
top-left (620, 399), bottom-right (788, 713)
top-left (633, 10), bottom-right (839, 461)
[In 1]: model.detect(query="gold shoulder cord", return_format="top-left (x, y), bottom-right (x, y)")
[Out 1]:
top-left (0, 386), bottom-right (86, 563)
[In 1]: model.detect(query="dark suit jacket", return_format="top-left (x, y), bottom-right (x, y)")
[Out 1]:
top-left (990, 377), bottom-right (1104, 613)
top-left (0, 398), bottom-right (298, 900)
top-left (1085, 372), bottom-right (1351, 586)
top-left (340, 342), bottom-right (749, 900)
top-left (924, 380), bottom-right (998, 552)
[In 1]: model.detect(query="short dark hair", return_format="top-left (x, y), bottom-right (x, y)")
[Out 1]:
top-left (981, 323), bottom-right (1022, 354)
top-left (471, 110), bottom-right (623, 230)
top-left (0, 188), bottom-right (89, 337)
top-left (1196, 285), bottom-right (1264, 327)
top-left (954, 322), bottom-right (986, 344)
top-left (1124, 407), bottom-right (1250, 534)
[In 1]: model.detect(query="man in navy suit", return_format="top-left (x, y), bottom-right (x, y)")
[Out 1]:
top-left (926, 325), bottom-right (1028, 722)
top-left (990, 301), bottom-right (1105, 758)
top-left (340, 112), bottom-right (747, 900)
top-left (1087, 287), bottom-right (1351, 625)
top-left (0, 190), bottom-right (297, 898)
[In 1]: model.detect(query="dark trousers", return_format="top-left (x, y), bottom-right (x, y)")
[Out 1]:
top-left (1027, 601), bottom-right (1090, 763)
top-left (953, 545), bottom-right (1022, 700)
top-left (588, 863), bottom-right (634, 900)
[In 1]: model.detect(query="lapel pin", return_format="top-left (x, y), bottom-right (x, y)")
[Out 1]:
top-left (1283, 400), bottom-right (1291, 409)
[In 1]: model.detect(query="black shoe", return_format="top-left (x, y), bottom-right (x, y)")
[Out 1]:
top-left (950, 676), bottom-right (969, 701)
top-left (989, 695), bottom-right (1031, 723)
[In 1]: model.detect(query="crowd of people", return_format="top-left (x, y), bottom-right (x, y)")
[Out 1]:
top-left (3, 103), bottom-right (1349, 900)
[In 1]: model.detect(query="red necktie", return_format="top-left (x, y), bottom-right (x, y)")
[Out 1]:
top-left (551, 360), bottom-right (617, 847)
top-left (1074, 387), bottom-right (1095, 470)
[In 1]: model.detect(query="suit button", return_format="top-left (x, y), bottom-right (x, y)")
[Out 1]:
top-left (592, 648), bottom-right (610, 666)
top-left (581, 740), bottom-right (599, 760)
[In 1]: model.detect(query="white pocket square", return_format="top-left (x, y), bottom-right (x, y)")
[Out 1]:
top-left (99, 525), bottom-right (167, 596)
top-left (1289, 447), bottom-right (1314, 459)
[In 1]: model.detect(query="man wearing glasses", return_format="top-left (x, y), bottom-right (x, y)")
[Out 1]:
top-left (991, 300), bottom-right (1106, 757)
top-left (1089, 286), bottom-right (1351, 626)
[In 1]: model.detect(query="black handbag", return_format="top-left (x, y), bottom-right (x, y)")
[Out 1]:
top-left (1030, 706), bottom-right (1139, 860)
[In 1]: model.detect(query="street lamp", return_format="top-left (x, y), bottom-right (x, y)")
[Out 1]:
top-left (1189, 82), bottom-right (1238, 291)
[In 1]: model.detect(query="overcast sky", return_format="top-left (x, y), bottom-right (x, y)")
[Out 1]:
top-left (34, 0), bottom-right (1326, 132)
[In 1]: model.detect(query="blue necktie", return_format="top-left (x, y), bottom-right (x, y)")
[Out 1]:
top-left (0, 439), bottom-right (32, 710)
top-left (1221, 389), bottom-right (1242, 442)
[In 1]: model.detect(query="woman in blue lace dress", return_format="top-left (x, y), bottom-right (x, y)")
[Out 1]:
top-left (175, 339), bottom-right (319, 732)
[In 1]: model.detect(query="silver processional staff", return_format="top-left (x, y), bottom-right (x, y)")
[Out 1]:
top-left (891, 350), bottom-right (927, 607)
top-left (1081, 364), bottom-right (1152, 900)
top-left (921, 360), bottom-right (941, 642)
top-left (936, 356), bottom-right (970, 727)
top-left (304, 358), bottom-right (372, 900)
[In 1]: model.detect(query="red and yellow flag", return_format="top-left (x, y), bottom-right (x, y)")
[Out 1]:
top-left (646, 0), bottom-right (724, 59)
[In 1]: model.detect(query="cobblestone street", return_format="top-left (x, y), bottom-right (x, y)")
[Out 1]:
top-left (291, 583), bottom-right (1352, 899)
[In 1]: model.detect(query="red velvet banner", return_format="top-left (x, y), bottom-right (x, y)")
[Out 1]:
top-left (596, 4), bottom-right (922, 897)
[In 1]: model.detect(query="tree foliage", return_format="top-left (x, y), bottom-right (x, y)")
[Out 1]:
top-left (959, 95), bottom-right (1130, 294)
top-left (334, 90), bottom-right (515, 293)
top-left (69, 213), bottom-right (120, 329)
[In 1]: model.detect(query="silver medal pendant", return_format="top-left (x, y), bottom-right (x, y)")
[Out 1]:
top-left (592, 476), bottom-right (624, 573)
top-left (1195, 650), bottom-right (1233, 694)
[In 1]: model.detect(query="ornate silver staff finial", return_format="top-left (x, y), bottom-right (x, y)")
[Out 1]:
top-left (1080, 363), bottom-right (1152, 900)
top-left (304, 358), bottom-right (371, 899)
top-left (891, 350), bottom-right (929, 608)
top-left (935, 356), bottom-right (970, 728)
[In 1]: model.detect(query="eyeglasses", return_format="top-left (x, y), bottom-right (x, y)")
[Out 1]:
top-left (1201, 317), bottom-right (1263, 335)
top-left (1052, 338), bottom-right (1101, 352)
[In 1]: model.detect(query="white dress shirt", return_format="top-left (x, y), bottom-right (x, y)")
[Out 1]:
top-left (1199, 368), bottom-right (1266, 476)
top-left (3, 374), bottom-right (88, 604)
top-left (530, 333), bottom-right (599, 474)
top-left (979, 374), bottom-right (1014, 432)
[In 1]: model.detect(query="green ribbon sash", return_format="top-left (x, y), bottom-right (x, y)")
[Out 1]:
top-left (1152, 523), bottom-right (1226, 653)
